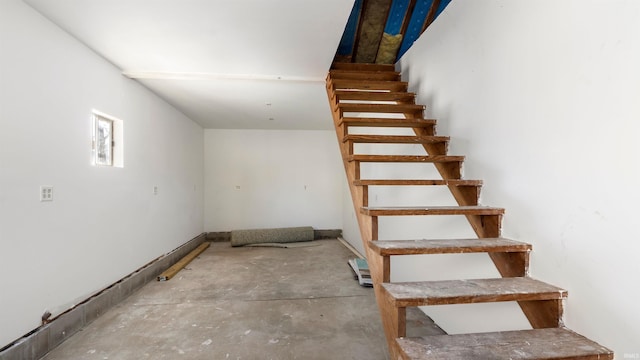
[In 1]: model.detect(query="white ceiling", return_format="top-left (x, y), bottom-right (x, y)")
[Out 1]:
top-left (24, 0), bottom-right (354, 129)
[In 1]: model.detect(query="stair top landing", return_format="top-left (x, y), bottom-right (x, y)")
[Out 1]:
top-left (331, 62), bottom-right (396, 72)
top-left (396, 328), bottom-right (613, 360)
top-left (329, 69), bottom-right (401, 81)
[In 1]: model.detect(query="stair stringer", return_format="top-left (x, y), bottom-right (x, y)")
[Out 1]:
top-left (325, 75), bottom-right (404, 357)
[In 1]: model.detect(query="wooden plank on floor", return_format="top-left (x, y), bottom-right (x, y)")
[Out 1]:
top-left (157, 242), bottom-right (210, 281)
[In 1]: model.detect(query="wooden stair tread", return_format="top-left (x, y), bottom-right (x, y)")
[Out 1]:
top-left (343, 135), bottom-right (449, 144)
top-left (354, 179), bottom-right (482, 186)
top-left (331, 79), bottom-right (409, 92)
top-left (369, 238), bottom-right (531, 256)
top-left (361, 206), bottom-right (505, 216)
top-left (382, 277), bottom-right (566, 306)
top-left (331, 63), bottom-right (395, 72)
top-left (329, 69), bottom-right (401, 81)
top-left (330, 68), bottom-right (400, 75)
top-left (333, 90), bottom-right (415, 102)
top-left (396, 328), bottom-right (613, 360)
top-left (348, 155), bottom-right (464, 163)
top-left (337, 103), bottom-right (424, 113)
top-left (340, 117), bottom-right (436, 127)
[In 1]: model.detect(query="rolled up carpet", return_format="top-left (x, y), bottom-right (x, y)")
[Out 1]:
top-left (230, 226), bottom-right (314, 247)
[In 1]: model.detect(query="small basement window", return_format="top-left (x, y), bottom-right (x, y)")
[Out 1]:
top-left (92, 111), bottom-right (123, 167)
top-left (94, 115), bottom-right (113, 165)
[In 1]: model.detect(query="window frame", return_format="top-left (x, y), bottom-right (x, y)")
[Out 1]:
top-left (93, 114), bottom-right (115, 167)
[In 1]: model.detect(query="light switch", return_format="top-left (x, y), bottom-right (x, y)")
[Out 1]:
top-left (40, 186), bottom-right (53, 202)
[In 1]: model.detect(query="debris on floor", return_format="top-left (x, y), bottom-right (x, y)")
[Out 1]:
top-left (348, 258), bottom-right (372, 287)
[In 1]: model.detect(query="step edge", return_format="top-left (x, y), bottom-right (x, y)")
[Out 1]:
top-left (344, 135), bottom-right (449, 139)
top-left (341, 117), bottom-right (436, 121)
top-left (382, 277), bottom-right (567, 306)
top-left (340, 119), bottom-right (438, 127)
top-left (329, 69), bottom-right (401, 74)
top-left (360, 206), bottom-right (505, 216)
top-left (343, 135), bottom-right (450, 143)
top-left (353, 179), bottom-right (482, 186)
top-left (396, 328), bottom-right (614, 359)
top-left (334, 90), bottom-right (415, 95)
top-left (348, 155), bottom-right (465, 162)
top-left (331, 79), bottom-right (409, 85)
top-left (369, 238), bottom-right (532, 255)
top-left (337, 103), bottom-right (425, 109)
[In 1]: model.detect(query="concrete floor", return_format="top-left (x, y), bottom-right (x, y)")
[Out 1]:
top-left (41, 240), bottom-right (394, 360)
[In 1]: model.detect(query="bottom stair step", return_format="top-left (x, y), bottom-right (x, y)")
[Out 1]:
top-left (396, 328), bottom-right (613, 360)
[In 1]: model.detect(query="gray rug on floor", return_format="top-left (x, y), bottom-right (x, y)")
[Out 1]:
top-left (230, 226), bottom-right (314, 247)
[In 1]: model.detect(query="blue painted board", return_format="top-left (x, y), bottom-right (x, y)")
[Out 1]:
top-left (337, 0), bottom-right (363, 56)
top-left (434, 0), bottom-right (451, 19)
top-left (384, 0), bottom-right (410, 35)
top-left (397, 0), bottom-right (433, 59)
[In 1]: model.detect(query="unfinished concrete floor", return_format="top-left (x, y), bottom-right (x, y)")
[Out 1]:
top-left (41, 239), bottom-right (392, 359)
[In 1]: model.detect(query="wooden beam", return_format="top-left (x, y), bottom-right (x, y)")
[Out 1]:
top-left (328, 70), bottom-right (398, 357)
top-left (399, 0), bottom-right (417, 38)
top-left (421, 0), bottom-right (441, 33)
top-left (157, 242), bottom-right (210, 281)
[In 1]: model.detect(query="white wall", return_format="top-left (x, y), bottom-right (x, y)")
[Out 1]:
top-left (339, 115), bottom-right (525, 333)
top-left (204, 129), bottom-right (343, 232)
top-left (0, 0), bottom-right (204, 347)
top-left (392, 0), bottom-right (640, 354)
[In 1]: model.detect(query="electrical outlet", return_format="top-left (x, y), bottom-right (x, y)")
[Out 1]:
top-left (153, 186), bottom-right (158, 195)
top-left (40, 186), bottom-right (53, 202)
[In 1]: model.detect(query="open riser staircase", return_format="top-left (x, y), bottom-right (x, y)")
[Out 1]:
top-left (325, 63), bottom-right (614, 359)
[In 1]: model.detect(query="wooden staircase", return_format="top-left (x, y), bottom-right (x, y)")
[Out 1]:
top-left (325, 63), bottom-right (613, 360)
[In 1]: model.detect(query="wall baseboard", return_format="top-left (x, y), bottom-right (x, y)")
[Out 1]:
top-left (313, 229), bottom-right (342, 240)
top-left (206, 229), bottom-right (342, 242)
top-left (206, 231), bottom-right (231, 242)
top-left (337, 236), bottom-right (365, 258)
top-left (0, 233), bottom-right (206, 360)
